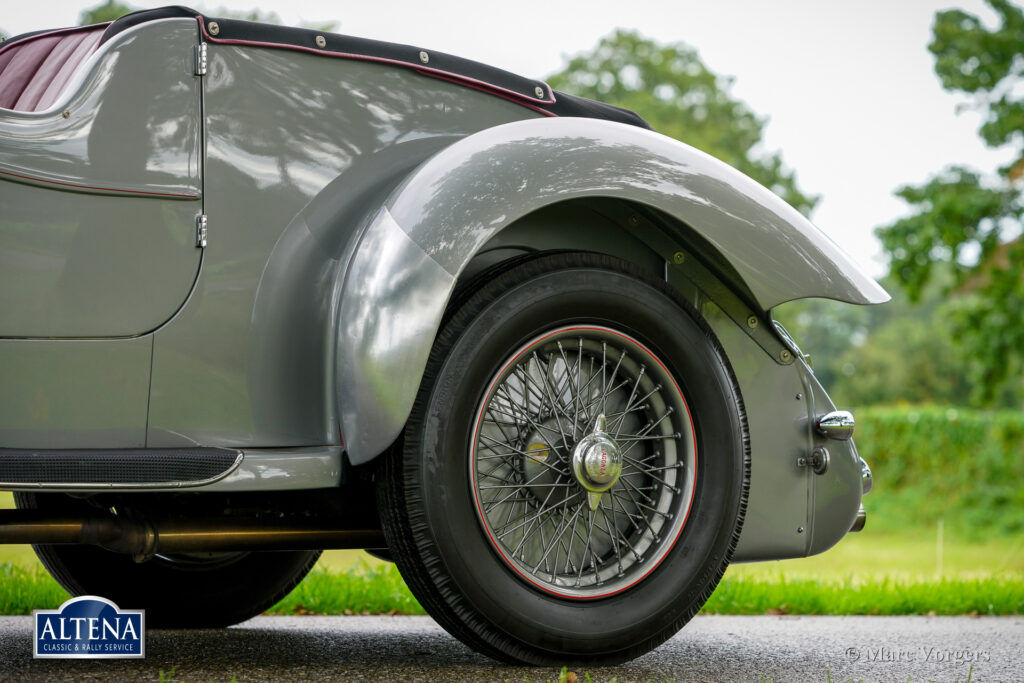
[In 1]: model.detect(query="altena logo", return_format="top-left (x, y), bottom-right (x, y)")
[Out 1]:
top-left (34, 595), bottom-right (144, 659)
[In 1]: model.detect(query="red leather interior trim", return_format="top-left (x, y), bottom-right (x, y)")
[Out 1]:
top-left (0, 36), bottom-right (64, 110)
top-left (15, 32), bottom-right (90, 111)
top-left (36, 31), bottom-right (103, 112)
top-left (0, 25), bottom-right (105, 112)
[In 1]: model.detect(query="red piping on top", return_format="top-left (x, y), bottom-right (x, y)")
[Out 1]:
top-left (0, 168), bottom-right (200, 199)
top-left (195, 16), bottom-right (560, 115)
top-left (418, 69), bottom-right (556, 118)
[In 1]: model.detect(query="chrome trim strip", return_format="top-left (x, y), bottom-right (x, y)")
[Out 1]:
top-left (860, 456), bottom-right (873, 495)
top-left (200, 446), bottom-right (343, 492)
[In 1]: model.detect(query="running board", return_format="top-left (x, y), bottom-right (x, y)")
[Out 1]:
top-left (0, 447), bottom-right (243, 489)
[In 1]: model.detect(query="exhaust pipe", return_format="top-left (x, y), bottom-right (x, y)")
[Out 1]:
top-left (849, 504), bottom-right (866, 532)
top-left (0, 509), bottom-right (385, 560)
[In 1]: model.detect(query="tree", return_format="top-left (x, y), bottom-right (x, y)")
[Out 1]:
top-left (79, 0), bottom-right (135, 25)
top-left (78, 1), bottom-right (337, 32)
top-left (775, 270), bottom-right (994, 409)
top-left (547, 30), bottom-right (817, 215)
top-left (827, 277), bottom-right (979, 408)
top-left (876, 0), bottom-right (1024, 405)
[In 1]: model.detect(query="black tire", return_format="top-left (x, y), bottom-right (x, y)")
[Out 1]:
top-left (14, 492), bottom-right (320, 628)
top-left (378, 252), bottom-right (750, 665)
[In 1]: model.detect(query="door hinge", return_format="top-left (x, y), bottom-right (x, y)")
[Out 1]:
top-left (195, 214), bottom-right (208, 248)
top-left (194, 43), bottom-right (208, 76)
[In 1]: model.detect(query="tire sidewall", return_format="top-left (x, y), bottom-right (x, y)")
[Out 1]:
top-left (409, 261), bottom-right (746, 657)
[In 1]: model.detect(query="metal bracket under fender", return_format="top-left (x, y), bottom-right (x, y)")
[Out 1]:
top-left (336, 118), bottom-right (887, 464)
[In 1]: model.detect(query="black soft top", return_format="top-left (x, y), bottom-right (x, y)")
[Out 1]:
top-left (28, 5), bottom-right (648, 129)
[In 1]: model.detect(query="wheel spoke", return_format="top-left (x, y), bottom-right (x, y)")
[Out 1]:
top-left (473, 326), bottom-right (693, 597)
top-left (612, 366), bottom-right (645, 438)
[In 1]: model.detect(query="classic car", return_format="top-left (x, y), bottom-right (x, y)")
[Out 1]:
top-left (0, 7), bottom-right (884, 665)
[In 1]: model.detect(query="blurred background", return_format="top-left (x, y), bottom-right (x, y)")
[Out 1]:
top-left (2, 0), bottom-right (1021, 608)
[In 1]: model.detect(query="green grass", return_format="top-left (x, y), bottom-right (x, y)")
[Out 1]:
top-left (3, 490), bottom-right (1024, 616)
top-left (3, 560), bottom-right (1020, 617)
top-left (703, 575), bottom-right (1023, 615)
top-left (2, 413), bottom-right (1022, 618)
top-left (266, 564), bottom-right (425, 616)
top-left (727, 529), bottom-right (1024, 580)
top-left (0, 563), bottom-right (71, 615)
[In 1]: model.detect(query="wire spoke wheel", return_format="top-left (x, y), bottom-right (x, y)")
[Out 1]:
top-left (471, 325), bottom-right (696, 598)
top-left (379, 253), bottom-right (747, 665)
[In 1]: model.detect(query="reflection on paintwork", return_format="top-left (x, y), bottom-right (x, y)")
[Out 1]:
top-left (204, 447), bottom-right (343, 492)
top-left (0, 22), bottom-right (201, 195)
top-left (386, 118), bottom-right (889, 310)
top-left (147, 43), bottom-right (535, 447)
top-left (702, 301), bottom-right (811, 562)
top-left (337, 208), bottom-right (454, 462)
top-left (0, 20), bottom-right (203, 338)
top-left (335, 116), bottom-right (887, 462)
top-left (0, 337), bottom-right (152, 448)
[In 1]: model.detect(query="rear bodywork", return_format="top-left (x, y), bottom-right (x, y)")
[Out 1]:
top-left (0, 9), bottom-right (883, 560)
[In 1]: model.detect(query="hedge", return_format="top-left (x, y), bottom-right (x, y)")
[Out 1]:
top-left (854, 406), bottom-right (1024, 539)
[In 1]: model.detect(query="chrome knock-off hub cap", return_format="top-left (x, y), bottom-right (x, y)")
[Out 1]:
top-left (572, 414), bottom-right (623, 510)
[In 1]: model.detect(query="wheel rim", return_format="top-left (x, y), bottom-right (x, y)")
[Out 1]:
top-left (470, 325), bottom-right (697, 599)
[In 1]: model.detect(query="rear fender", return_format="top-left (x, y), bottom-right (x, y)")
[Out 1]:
top-left (337, 117), bottom-right (887, 464)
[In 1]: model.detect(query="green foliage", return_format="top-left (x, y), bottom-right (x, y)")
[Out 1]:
top-left (876, 1), bottom-right (1024, 403)
top-left (877, 168), bottom-right (1020, 300)
top-left (203, 8), bottom-right (338, 32)
top-left (832, 316), bottom-right (974, 407)
top-left (931, 0), bottom-right (1024, 149)
top-left (76, 1), bottom-right (338, 31)
top-left (856, 406), bottom-right (1024, 539)
top-left (774, 298), bottom-right (872, 393)
top-left (266, 564), bottom-right (424, 615)
top-left (775, 270), bottom-right (1004, 408)
top-left (79, 0), bottom-right (135, 25)
top-left (703, 575), bottom-right (1023, 615)
top-left (0, 564), bottom-right (69, 614)
top-left (547, 29), bottom-right (817, 215)
top-left (3, 560), bottom-right (1020, 617)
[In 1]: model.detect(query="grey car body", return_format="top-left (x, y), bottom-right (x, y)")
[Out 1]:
top-left (0, 7), bottom-right (884, 663)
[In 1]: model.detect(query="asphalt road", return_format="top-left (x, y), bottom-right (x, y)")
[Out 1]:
top-left (0, 614), bottom-right (1020, 682)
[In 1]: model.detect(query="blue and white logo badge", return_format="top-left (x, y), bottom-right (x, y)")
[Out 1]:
top-left (34, 596), bottom-right (144, 659)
